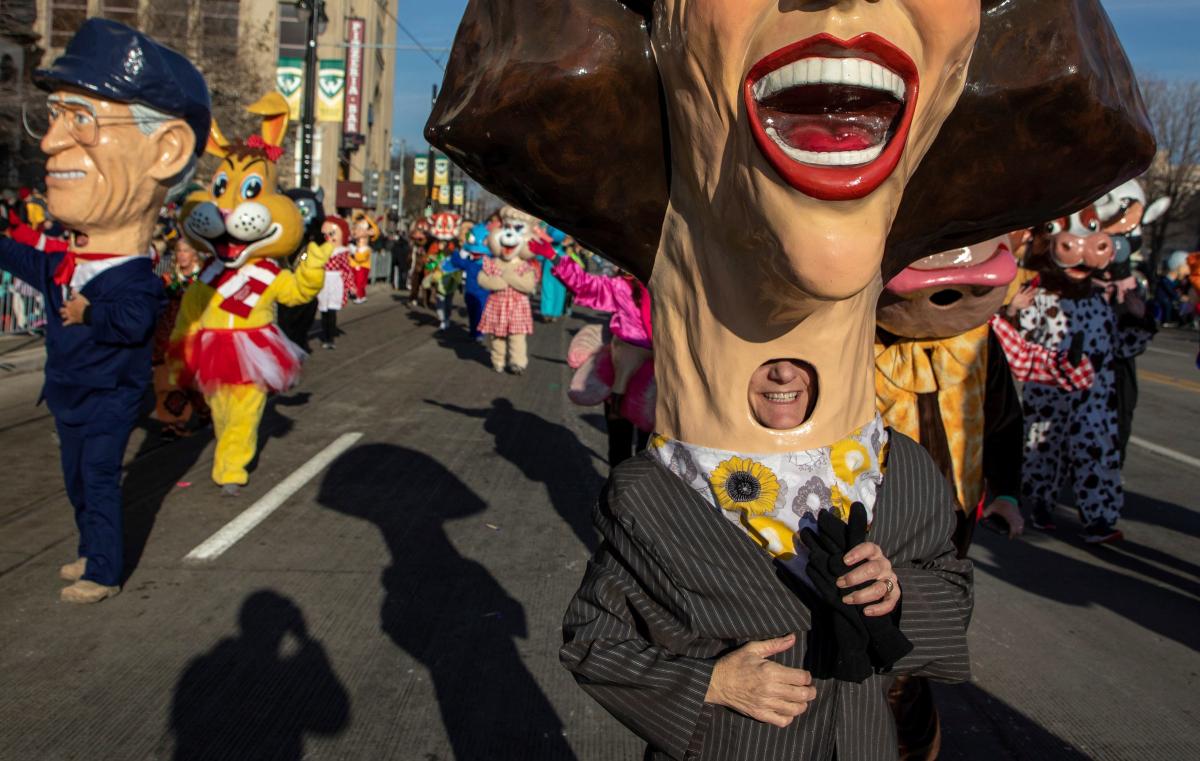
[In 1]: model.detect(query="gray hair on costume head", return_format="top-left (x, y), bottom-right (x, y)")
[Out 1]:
top-left (129, 102), bottom-right (197, 202)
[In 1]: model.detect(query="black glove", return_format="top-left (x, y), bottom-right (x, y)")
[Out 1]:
top-left (800, 515), bottom-right (872, 683)
top-left (801, 504), bottom-right (912, 681)
top-left (1067, 332), bottom-right (1085, 368)
top-left (836, 503), bottom-right (913, 670)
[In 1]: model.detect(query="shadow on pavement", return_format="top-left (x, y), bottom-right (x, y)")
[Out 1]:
top-left (170, 590), bottom-right (350, 761)
top-left (121, 394), bottom-right (305, 584)
top-left (935, 681), bottom-right (1089, 760)
top-left (1124, 489), bottom-right (1200, 539)
top-left (425, 397), bottom-right (604, 552)
top-left (972, 524), bottom-right (1200, 652)
top-left (317, 444), bottom-right (577, 760)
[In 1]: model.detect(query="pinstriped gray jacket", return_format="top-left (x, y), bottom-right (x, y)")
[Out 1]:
top-left (561, 432), bottom-right (972, 761)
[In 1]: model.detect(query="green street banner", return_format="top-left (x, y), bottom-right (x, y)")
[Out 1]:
top-left (317, 60), bottom-right (346, 123)
top-left (276, 58), bottom-right (303, 120)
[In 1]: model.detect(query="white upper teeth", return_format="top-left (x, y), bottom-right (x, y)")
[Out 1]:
top-left (753, 57), bottom-right (906, 103)
top-left (765, 392), bottom-right (800, 402)
top-left (49, 171), bottom-right (85, 179)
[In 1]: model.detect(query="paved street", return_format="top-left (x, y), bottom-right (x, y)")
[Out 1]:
top-left (0, 288), bottom-right (1197, 760)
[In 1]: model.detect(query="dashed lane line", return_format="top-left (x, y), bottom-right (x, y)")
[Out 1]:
top-left (1130, 436), bottom-right (1200, 471)
top-left (1146, 346), bottom-right (1192, 359)
top-left (183, 432), bottom-right (364, 563)
top-left (1139, 369), bottom-right (1200, 394)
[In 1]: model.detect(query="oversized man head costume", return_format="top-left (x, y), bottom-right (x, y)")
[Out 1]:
top-left (32, 18), bottom-right (210, 256)
top-left (428, 0), bottom-right (1153, 454)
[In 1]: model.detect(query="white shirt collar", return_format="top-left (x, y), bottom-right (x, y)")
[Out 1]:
top-left (70, 252), bottom-right (150, 291)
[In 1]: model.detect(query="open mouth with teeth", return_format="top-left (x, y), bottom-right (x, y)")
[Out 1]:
top-left (46, 170), bottom-right (87, 182)
top-left (204, 224), bottom-right (281, 265)
top-left (745, 33), bottom-right (919, 201)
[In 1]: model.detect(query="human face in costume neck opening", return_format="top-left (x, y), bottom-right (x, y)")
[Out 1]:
top-left (749, 360), bottom-right (819, 431)
top-left (647, 0), bottom-right (980, 453)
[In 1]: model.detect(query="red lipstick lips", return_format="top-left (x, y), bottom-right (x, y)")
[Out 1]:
top-left (744, 33), bottom-right (920, 201)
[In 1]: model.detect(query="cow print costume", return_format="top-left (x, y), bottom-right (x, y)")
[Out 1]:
top-left (1017, 290), bottom-right (1153, 527)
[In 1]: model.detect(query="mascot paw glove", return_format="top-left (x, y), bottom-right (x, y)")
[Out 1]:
top-left (528, 239), bottom-right (556, 261)
top-left (306, 240), bottom-right (334, 267)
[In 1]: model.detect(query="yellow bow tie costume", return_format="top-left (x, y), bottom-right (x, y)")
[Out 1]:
top-left (874, 324), bottom-right (989, 513)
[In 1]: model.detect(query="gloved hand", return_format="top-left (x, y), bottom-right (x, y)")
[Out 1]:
top-left (834, 503), bottom-right (913, 669)
top-left (304, 240), bottom-right (334, 267)
top-left (1067, 332), bottom-right (1085, 368)
top-left (800, 516), bottom-right (872, 683)
top-left (800, 503), bottom-right (912, 682)
top-left (528, 238), bottom-right (557, 261)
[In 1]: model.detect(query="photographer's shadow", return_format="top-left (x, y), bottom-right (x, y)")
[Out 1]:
top-left (170, 590), bottom-right (350, 761)
top-left (316, 443), bottom-right (576, 760)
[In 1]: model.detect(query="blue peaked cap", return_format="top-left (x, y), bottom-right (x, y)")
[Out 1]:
top-left (34, 18), bottom-right (211, 156)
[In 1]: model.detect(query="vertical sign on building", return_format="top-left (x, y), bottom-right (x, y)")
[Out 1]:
top-left (413, 157), bottom-right (428, 186)
top-left (433, 157), bottom-right (450, 187)
top-left (452, 183), bottom-right (465, 207)
top-left (343, 17), bottom-right (366, 137)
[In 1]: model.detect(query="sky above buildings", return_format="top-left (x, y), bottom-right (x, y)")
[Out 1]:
top-left (388, 0), bottom-right (1200, 152)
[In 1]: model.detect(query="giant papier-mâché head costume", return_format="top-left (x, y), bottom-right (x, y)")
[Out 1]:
top-left (428, 0), bottom-right (1154, 453)
top-left (182, 92), bottom-right (304, 270)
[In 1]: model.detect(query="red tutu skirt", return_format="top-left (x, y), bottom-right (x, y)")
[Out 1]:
top-left (175, 325), bottom-right (305, 395)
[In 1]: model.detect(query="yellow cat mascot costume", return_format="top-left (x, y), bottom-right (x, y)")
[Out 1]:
top-left (170, 92), bottom-right (330, 495)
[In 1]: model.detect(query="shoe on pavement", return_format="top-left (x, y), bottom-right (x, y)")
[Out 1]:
top-left (221, 484), bottom-right (242, 498)
top-left (322, 342), bottom-right (335, 350)
top-left (1030, 504), bottom-right (1056, 531)
top-left (509, 365), bottom-right (526, 376)
top-left (59, 557), bottom-right (86, 582)
top-left (60, 580), bottom-right (119, 604)
top-left (1082, 521), bottom-right (1123, 545)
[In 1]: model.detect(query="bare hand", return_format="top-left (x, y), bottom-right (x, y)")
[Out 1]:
top-left (983, 498), bottom-right (1025, 539)
top-left (1007, 282), bottom-right (1037, 315)
top-left (705, 634), bottom-right (816, 728)
top-left (839, 542), bottom-right (900, 617)
top-left (60, 293), bottom-right (90, 326)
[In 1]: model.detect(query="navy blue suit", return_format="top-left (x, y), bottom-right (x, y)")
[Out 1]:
top-left (0, 238), bottom-right (164, 586)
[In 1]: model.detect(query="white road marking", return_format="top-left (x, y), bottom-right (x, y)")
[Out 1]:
top-left (1130, 435), bottom-right (1200, 471)
top-left (1146, 346), bottom-right (1193, 358)
top-left (184, 432), bottom-right (364, 563)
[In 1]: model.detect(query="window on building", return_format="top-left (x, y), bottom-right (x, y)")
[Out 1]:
top-left (277, 1), bottom-right (306, 60)
top-left (47, 0), bottom-right (88, 49)
top-left (200, 0), bottom-right (241, 62)
top-left (0, 0), bottom-right (37, 26)
top-left (144, 0), bottom-right (191, 55)
top-left (99, 0), bottom-right (139, 29)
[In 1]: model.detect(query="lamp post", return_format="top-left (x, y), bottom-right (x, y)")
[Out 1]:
top-left (296, 0), bottom-right (328, 189)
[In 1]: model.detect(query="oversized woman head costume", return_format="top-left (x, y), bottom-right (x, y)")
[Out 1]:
top-left (428, 0), bottom-right (1153, 454)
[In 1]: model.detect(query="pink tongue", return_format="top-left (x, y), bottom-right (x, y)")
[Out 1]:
top-left (784, 124), bottom-right (875, 152)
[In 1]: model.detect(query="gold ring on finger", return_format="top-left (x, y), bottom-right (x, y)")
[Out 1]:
top-left (883, 577), bottom-right (895, 595)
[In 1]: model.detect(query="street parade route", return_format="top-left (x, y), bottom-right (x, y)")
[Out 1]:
top-left (1, 291), bottom-right (1197, 760)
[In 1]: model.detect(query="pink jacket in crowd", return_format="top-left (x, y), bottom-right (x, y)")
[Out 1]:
top-left (552, 256), bottom-right (652, 349)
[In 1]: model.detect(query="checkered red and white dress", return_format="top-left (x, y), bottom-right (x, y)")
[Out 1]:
top-left (478, 259), bottom-right (536, 337)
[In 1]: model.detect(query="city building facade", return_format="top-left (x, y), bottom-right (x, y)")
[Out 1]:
top-left (30, 0), bottom-right (397, 213)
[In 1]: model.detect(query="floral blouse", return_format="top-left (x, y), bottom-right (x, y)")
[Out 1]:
top-left (646, 415), bottom-right (888, 583)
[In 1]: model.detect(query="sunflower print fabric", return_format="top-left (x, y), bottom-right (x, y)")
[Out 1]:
top-left (649, 415), bottom-right (888, 582)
